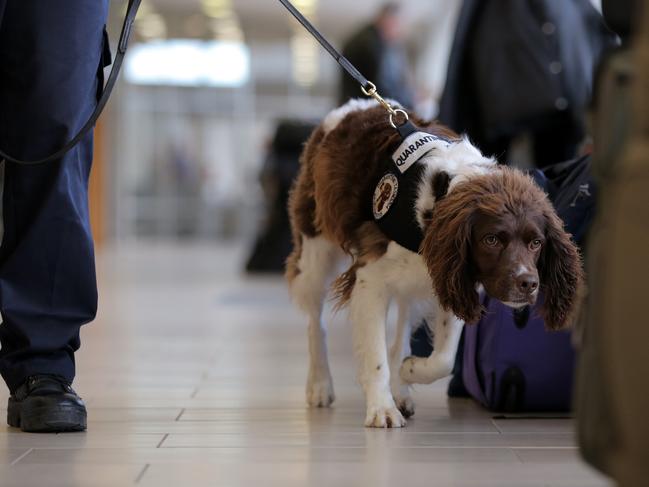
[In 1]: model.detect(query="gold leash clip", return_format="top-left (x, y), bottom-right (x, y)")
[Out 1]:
top-left (361, 81), bottom-right (409, 129)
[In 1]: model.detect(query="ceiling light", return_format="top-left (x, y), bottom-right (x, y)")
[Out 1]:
top-left (125, 39), bottom-right (250, 88)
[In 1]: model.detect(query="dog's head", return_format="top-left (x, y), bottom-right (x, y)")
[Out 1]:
top-left (421, 168), bottom-right (583, 329)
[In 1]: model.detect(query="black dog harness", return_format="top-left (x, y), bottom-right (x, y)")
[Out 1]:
top-left (371, 122), bottom-right (452, 253)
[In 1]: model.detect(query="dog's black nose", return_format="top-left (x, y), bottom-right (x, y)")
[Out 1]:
top-left (516, 274), bottom-right (539, 294)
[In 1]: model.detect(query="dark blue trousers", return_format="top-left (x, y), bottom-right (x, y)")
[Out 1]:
top-left (0, 1), bottom-right (109, 392)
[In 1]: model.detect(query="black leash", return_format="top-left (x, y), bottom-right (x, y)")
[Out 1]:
top-left (277, 0), bottom-right (409, 129)
top-left (278, 0), bottom-right (451, 158)
top-left (278, 0), bottom-right (371, 91)
top-left (0, 0), bottom-right (141, 166)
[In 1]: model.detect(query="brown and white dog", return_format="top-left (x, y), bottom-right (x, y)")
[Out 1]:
top-left (286, 99), bottom-right (583, 428)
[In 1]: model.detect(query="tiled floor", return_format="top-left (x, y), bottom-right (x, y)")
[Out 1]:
top-left (0, 242), bottom-right (612, 486)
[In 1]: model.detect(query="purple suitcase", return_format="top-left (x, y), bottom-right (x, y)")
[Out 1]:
top-left (462, 292), bottom-right (575, 412)
top-left (455, 157), bottom-right (593, 412)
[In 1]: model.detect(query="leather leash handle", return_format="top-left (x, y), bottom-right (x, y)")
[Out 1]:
top-left (0, 0), bottom-right (142, 165)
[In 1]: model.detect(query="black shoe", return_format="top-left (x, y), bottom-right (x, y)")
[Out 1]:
top-left (7, 375), bottom-right (87, 433)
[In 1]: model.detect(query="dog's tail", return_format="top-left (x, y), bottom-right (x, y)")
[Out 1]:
top-left (331, 262), bottom-right (360, 310)
top-left (331, 222), bottom-right (391, 310)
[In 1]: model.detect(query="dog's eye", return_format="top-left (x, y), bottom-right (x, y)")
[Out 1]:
top-left (483, 235), bottom-right (499, 247)
top-left (529, 239), bottom-right (543, 251)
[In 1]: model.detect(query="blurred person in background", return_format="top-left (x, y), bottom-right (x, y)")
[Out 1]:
top-left (0, 0), bottom-right (110, 432)
top-left (339, 2), bottom-right (415, 108)
top-left (438, 0), bottom-right (616, 167)
top-left (246, 120), bottom-right (316, 274)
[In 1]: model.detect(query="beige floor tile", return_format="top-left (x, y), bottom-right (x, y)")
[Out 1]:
top-left (0, 431), bottom-right (164, 449)
top-left (19, 446), bottom-right (521, 465)
top-left (0, 449), bottom-right (31, 465)
top-left (86, 408), bottom-right (184, 422)
top-left (137, 462), bottom-right (612, 487)
top-left (0, 464), bottom-right (144, 486)
top-left (513, 447), bottom-right (584, 464)
top-left (493, 418), bottom-right (576, 434)
top-left (81, 388), bottom-right (197, 402)
top-left (160, 431), bottom-right (577, 449)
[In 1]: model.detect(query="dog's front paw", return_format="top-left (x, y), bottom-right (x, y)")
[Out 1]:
top-left (400, 355), bottom-right (453, 384)
top-left (306, 378), bottom-right (335, 408)
top-left (364, 405), bottom-right (406, 428)
top-left (395, 395), bottom-right (415, 419)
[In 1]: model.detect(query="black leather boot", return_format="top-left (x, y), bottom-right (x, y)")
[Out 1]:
top-left (7, 375), bottom-right (87, 432)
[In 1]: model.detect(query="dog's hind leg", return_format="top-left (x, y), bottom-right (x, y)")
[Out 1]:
top-left (288, 234), bottom-right (338, 408)
top-left (389, 299), bottom-right (415, 418)
top-left (350, 260), bottom-right (406, 428)
top-left (399, 307), bottom-right (464, 385)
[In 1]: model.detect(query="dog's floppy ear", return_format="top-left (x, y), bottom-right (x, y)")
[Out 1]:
top-left (421, 192), bottom-right (481, 324)
top-left (432, 171), bottom-right (451, 201)
top-left (539, 209), bottom-right (584, 330)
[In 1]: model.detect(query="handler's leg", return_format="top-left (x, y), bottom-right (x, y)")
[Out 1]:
top-left (0, 0), bottom-right (109, 431)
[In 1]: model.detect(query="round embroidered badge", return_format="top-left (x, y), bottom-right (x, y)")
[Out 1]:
top-left (373, 173), bottom-right (399, 220)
